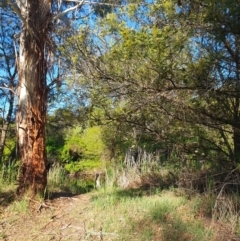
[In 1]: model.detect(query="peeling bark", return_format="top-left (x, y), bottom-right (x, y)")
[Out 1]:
top-left (16, 0), bottom-right (51, 196)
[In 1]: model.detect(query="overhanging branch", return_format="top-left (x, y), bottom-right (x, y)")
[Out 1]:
top-left (53, 0), bottom-right (85, 20)
top-left (0, 84), bottom-right (16, 95)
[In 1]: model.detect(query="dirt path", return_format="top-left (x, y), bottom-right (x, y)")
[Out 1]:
top-left (0, 193), bottom-right (98, 241)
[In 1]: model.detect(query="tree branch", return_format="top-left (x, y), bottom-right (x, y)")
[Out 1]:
top-left (0, 85), bottom-right (16, 95)
top-left (5, 0), bottom-right (25, 23)
top-left (53, 0), bottom-right (85, 21)
top-left (63, 0), bottom-right (121, 7)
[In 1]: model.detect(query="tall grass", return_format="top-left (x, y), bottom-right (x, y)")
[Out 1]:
top-left (0, 160), bottom-right (18, 200)
top-left (90, 189), bottom-right (213, 241)
top-left (47, 164), bottom-right (95, 196)
top-left (47, 163), bottom-right (66, 187)
top-left (0, 159), bottom-right (19, 184)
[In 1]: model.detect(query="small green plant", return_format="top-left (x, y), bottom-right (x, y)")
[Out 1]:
top-left (151, 201), bottom-right (172, 222)
top-left (10, 199), bottom-right (29, 214)
top-left (141, 228), bottom-right (154, 241)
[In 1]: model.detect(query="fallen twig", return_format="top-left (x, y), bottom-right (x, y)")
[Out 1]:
top-left (60, 223), bottom-right (71, 230)
top-left (82, 221), bottom-right (120, 239)
top-left (38, 202), bottom-right (52, 212)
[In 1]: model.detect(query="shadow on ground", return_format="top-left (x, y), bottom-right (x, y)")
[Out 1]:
top-left (91, 185), bottom-right (161, 204)
top-left (48, 183), bottom-right (95, 200)
top-left (0, 190), bottom-right (15, 207)
top-left (114, 184), bottom-right (160, 198)
top-left (48, 191), bottom-right (80, 200)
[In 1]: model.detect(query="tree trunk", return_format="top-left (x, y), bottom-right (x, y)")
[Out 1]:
top-left (16, 0), bottom-right (51, 196)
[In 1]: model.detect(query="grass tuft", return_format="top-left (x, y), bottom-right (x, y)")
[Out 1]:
top-left (9, 198), bottom-right (29, 214)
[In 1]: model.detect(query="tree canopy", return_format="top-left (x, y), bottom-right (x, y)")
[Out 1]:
top-left (60, 0), bottom-right (240, 169)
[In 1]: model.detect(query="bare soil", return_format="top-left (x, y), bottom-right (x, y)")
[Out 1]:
top-left (0, 192), bottom-right (94, 241)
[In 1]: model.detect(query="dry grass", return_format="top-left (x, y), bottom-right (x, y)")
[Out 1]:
top-left (0, 186), bottom-right (239, 241)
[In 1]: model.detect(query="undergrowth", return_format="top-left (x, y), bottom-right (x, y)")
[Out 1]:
top-left (47, 164), bottom-right (95, 196)
top-left (90, 189), bottom-right (213, 241)
top-left (1, 161), bottom-right (240, 240)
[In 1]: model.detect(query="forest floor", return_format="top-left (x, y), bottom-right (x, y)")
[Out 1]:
top-left (0, 187), bottom-right (240, 241)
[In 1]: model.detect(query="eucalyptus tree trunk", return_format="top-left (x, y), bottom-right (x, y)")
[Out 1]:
top-left (15, 0), bottom-right (51, 196)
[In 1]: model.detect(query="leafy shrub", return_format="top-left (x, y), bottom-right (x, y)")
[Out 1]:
top-left (61, 126), bottom-right (106, 163)
top-left (46, 135), bottom-right (64, 158)
top-left (65, 159), bottom-right (103, 173)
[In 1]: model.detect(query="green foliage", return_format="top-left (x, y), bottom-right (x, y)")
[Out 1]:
top-left (61, 126), bottom-right (106, 163)
top-left (66, 178), bottom-right (94, 194)
top-left (46, 135), bottom-right (64, 158)
top-left (47, 107), bottom-right (107, 173)
top-left (2, 138), bottom-right (15, 160)
top-left (65, 159), bottom-right (103, 173)
top-left (0, 160), bottom-right (20, 184)
top-left (60, 126), bottom-right (82, 162)
top-left (46, 108), bottom-right (83, 160)
top-left (81, 126), bottom-right (106, 158)
top-left (59, 0), bottom-right (240, 174)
